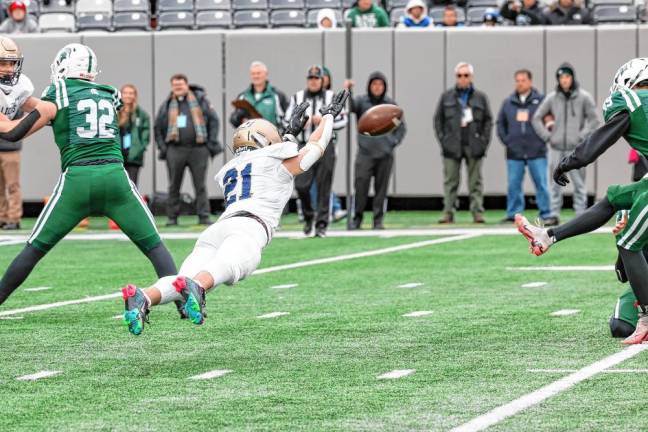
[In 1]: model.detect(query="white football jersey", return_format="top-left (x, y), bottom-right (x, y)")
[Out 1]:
top-left (0, 74), bottom-right (33, 119)
top-left (215, 141), bottom-right (299, 233)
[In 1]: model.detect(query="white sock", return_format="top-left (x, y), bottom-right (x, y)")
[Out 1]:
top-left (154, 275), bottom-right (183, 305)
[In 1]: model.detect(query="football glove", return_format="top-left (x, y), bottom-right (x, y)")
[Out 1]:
top-left (284, 101), bottom-right (310, 139)
top-left (320, 89), bottom-right (349, 118)
top-left (553, 160), bottom-right (570, 187)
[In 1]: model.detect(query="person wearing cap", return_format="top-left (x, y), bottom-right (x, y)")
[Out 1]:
top-left (398, 0), bottom-right (431, 27)
top-left (482, 8), bottom-right (500, 26)
top-left (347, 0), bottom-right (389, 28)
top-left (532, 62), bottom-right (599, 225)
top-left (283, 65), bottom-right (348, 237)
top-left (0, 1), bottom-right (38, 34)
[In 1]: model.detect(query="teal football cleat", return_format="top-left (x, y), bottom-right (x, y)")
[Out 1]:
top-left (122, 284), bottom-right (150, 336)
top-left (173, 276), bottom-right (206, 325)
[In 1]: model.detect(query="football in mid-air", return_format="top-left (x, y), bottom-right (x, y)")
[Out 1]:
top-left (357, 104), bottom-right (403, 136)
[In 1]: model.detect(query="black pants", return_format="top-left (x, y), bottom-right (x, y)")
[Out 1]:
top-left (295, 144), bottom-right (335, 228)
top-left (166, 145), bottom-right (210, 219)
top-left (125, 163), bottom-right (141, 187)
top-left (353, 153), bottom-right (393, 227)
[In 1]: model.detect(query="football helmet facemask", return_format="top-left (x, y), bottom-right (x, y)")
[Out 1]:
top-left (0, 36), bottom-right (23, 87)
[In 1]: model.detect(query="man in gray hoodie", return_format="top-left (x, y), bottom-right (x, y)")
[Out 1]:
top-left (532, 62), bottom-right (599, 225)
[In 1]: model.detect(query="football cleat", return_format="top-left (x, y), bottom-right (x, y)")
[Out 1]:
top-left (122, 284), bottom-right (150, 336)
top-left (622, 314), bottom-right (648, 345)
top-left (515, 214), bottom-right (553, 256)
top-left (173, 276), bottom-right (206, 325)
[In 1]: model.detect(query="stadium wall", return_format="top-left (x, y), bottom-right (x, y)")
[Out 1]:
top-left (12, 26), bottom-right (644, 202)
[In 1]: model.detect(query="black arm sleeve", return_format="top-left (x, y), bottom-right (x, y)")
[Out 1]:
top-left (560, 110), bottom-right (631, 172)
top-left (0, 110), bottom-right (41, 142)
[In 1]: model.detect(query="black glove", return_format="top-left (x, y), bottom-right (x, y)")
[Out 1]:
top-left (284, 101), bottom-right (310, 138)
top-left (158, 148), bottom-right (167, 161)
top-left (553, 159), bottom-right (570, 187)
top-left (320, 89), bottom-right (350, 118)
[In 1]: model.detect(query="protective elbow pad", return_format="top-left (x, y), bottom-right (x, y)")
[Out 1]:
top-left (0, 110), bottom-right (41, 142)
top-left (299, 143), bottom-right (324, 171)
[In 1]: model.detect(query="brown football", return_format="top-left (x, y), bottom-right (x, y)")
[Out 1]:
top-left (357, 104), bottom-right (403, 136)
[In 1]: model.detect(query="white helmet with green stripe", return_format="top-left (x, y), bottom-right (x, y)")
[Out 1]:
top-left (50, 43), bottom-right (98, 83)
top-left (611, 57), bottom-right (648, 95)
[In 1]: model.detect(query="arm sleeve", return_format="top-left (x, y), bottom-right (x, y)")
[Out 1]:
top-left (204, 97), bottom-right (222, 156)
top-left (531, 97), bottom-right (552, 142)
top-left (481, 94), bottom-right (493, 145)
top-left (154, 103), bottom-right (167, 153)
top-left (0, 109), bottom-right (41, 142)
top-left (140, 111), bottom-right (151, 151)
top-left (560, 110), bottom-right (630, 172)
top-left (433, 95), bottom-right (444, 141)
top-left (496, 104), bottom-right (508, 144)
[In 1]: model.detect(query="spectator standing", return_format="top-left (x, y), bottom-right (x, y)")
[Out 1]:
top-left (284, 65), bottom-right (347, 237)
top-left (118, 84), bottom-right (150, 187)
top-left (345, 72), bottom-right (406, 230)
top-left (543, 0), bottom-right (592, 25)
top-left (0, 1), bottom-right (38, 33)
top-left (230, 61), bottom-right (288, 129)
top-left (317, 8), bottom-right (337, 28)
top-left (434, 62), bottom-right (492, 224)
top-left (435, 5), bottom-right (465, 27)
top-left (155, 74), bottom-right (221, 226)
top-left (532, 62), bottom-right (599, 225)
top-left (347, 0), bottom-right (390, 28)
top-left (496, 69), bottom-right (550, 224)
top-left (398, 0), bottom-right (432, 28)
top-left (500, 0), bottom-right (548, 25)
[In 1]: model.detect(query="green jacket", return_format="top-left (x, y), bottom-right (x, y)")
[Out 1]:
top-left (347, 4), bottom-right (390, 28)
top-left (121, 106), bottom-right (151, 166)
top-left (229, 82), bottom-right (288, 128)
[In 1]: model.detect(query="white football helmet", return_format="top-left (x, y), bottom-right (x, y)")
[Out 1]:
top-left (611, 58), bottom-right (648, 94)
top-left (231, 119), bottom-right (282, 154)
top-left (50, 43), bottom-right (98, 83)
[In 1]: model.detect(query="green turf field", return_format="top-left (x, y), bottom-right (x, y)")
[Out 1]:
top-left (0, 212), bottom-right (642, 431)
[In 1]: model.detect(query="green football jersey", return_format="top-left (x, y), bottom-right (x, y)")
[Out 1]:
top-left (41, 78), bottom-right (123, 170)
top-left (603, 87), bottom-right (648, 157)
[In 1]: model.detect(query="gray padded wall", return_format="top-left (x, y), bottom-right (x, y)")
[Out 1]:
top-left (81, 33), bottom-right (155, 196)
top-left (446, 27), bottom-right (544, 195)
top-left (393, 29), bottom-right (444, 195)
top-left (595, 25), bottom-right (637, 196)
top-left (152, 31), bottom-right (224, 198)
top-left (13, 34), bottom-right (81, 201)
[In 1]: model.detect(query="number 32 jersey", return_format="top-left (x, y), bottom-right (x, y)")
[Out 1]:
top-left (215, 142), bottom-right (299, 232)
top-left (42, 78), bottom-right (123, 170)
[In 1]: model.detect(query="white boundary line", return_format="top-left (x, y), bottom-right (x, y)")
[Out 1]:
top-left (189, 369), bottom-right (232, 380)
top-left (16, 370), bottom-right (62, 381)
top-left (528, 368), bottom-right (648, 374)
top-left (0, 234), bottom-right (480, 317)
top-left (377, 369), bottom-right (416, 379)
top-left (451, 344), bottom-right (648, 432)
top-left (508, 266), bottom-right (615, 272)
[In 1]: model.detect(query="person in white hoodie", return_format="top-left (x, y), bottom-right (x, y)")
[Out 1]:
top-left (317, 8), bottom-right (338, 28)
top-left (399, 0), bottom-right (432, 28)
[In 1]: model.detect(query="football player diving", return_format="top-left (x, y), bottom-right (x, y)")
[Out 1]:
top-left (515, 57), bottom-right (648, 344)
top-left (117, 89), bottom-right (349, 335)
top-left (0, 43), bottom-right (179, 311)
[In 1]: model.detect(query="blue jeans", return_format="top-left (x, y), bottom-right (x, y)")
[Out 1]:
top-left (506, 158), bottom-right (551, 219)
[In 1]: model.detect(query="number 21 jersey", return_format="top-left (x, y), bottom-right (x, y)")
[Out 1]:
top-left (41, 78), bottom-right (123, 170)
top-left (215, 142), bottom-right (299, 232)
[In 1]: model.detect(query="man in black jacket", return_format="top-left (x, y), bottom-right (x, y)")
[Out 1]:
top-left (434, 62), bottom-right (493, 224)
top-left (543, 0), bottom-right (592, 25)
top-left (496, 69), bottom-right (550, 223)
top-left (345, 72), bottom-right (406, 230)
top-left (155, 74), bottom-right (221, 226)
top-left (500, 0), bottom-right (547, 25)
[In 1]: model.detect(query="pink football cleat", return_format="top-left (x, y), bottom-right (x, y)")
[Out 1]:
top-left (622, 315), bottom-right (648, 345)
top-left (515, 214), bottom-right (553, 256)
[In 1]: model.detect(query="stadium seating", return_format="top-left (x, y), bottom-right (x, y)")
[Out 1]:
top-left (466, 6), bottom-right (490, 24)
top-left (270, 9), bottom-right (305, 26)
top-left (40, 0), bottom-right (74, 14)
top-left (589, 0), bottom-right (632, 5)
top-left (195, 0), bottom-right (231, 9)
top-left (306, 7), bottom-right (342, 26)
top-left (195, 9), bottom-right (232, 27)
top-left (157, 10), bottom-right (195, 29)
top-left (341, 0), bottom-right (353, 8)
top-left (386, 0), bottom-right (408, 11)
top-left (113, 11), bottom-right (151, 30)
top-left (233, 9), bottom-right (268, 27)
top-left (270, 0), bottom-right (305, 10)
top-left (305, 0), bottom-right (340, 10)
top-left (466, 0), bottom-right (498, 7)
top-left (113, 0), bottom-right (150, 13)
top-left (157, 0), bottom-right (194, 12)
top-left (390, 7), bottom-right (404, 25)
top-left (232, 0), bottom-right (267, 10)
top-left (593, 4), bottom-right (637, 22)
top-left (76, 0), bottom-right (113, 15)
top-left (76, 12), bottom-right (112, 30)
top-left (39, 12), bottom-right (76, 31)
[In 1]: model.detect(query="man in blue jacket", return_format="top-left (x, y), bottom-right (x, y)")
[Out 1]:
top-left (496, 69), bottom-right (550, 223)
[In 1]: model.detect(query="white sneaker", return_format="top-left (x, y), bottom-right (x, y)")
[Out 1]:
top-left (515, 214), bottom-right (553, 256)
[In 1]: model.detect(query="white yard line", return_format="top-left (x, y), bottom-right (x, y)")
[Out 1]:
top-left (189, 369), bottom-right (233, 380)
top-left (16, 370), bottom-right (62, 381)
top-left (550, 309), bottom-right (580, 317)
top-left (0, 234), bottom-right (478, 318)
top-left (0, 316), bottom-right (23, 320)
top-left (508, 266), bottom-right (615, 272)
top-left (398, 282), bottom-right (424, 289)
top-left (451, 344), bottom-right (648, 432)
top-left (271, 283), bottom-right (298, 289)
top-left (377, 369), bottom-right (416, 379)
top-left (403, 311), bottom-right (433, 317)
top-left (24, 287), bottom-right (51, 292)
top-left (528, 368), bottom-right (648, 374)
top-left (521, 282), bottom-right (547, 288)
top-left (257, 312), bottom-right (290, 319)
